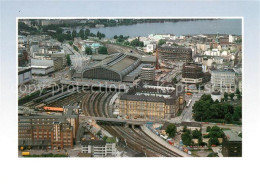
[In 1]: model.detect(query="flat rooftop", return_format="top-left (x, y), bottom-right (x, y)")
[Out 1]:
top-left (223, 130), bottom-right (242, 142)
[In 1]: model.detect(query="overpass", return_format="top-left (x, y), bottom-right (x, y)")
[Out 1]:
top-left (93, 117), bottom-right (145, 126)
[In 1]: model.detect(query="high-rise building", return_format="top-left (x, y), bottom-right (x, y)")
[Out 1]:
top-left (157, 46), bottom-right (192, 63)
top-left (211, 69), bottom-right (236, 92)
top-left (18, 106), bottom-right (79, 150)
top-left (140, 64), bottom-right (155, 81)
top-left (181, 63), bottom-right (203, 84)
top-left (18, 118), bottom-right (73, 150)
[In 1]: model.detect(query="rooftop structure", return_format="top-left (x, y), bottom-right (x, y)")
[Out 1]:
top-left (157, 46), bottom-right (192, 63)
top-left (140, 64), bottom-right (155, 81)
top-left (222, 130), bottom-right (242, 157)
top-left (119, 81), bottom-right (185, 119)
top-left (74, 53), bottom-right (156, 82)
top-left (181, 63), bottom-right (203, 84)
top-left (223, 130), bottom-right (242, 142)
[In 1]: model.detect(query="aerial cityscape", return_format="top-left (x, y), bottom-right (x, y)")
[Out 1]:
top-left (18, 18), bottom-right (242, 157)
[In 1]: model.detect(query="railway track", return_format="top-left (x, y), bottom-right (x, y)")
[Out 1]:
top-left (81, 91), bottom-right (116, 118)
top-left (48, 92), bottom-right (84, 107)
top-left (101, 124), bottom-right (181, 157)
top-left (81, 92), bottom-right (91, 116)
top-left (115, 126), bottom-right (176, 157)
top-left (87, 92), bottom-right (97, 116)
top-left (132, 128), bottom-right (183, 157)
top-left (93, 92), bottom-right (104, 117)
top-left (101, 125), bottom-right (159, 157)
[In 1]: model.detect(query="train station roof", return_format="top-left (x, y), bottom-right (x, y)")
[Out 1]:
top-left (85, 53), bottom-right (141, 77)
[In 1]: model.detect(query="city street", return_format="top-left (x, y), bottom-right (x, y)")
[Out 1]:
top-left (181, 92), bottom-right (204, 122)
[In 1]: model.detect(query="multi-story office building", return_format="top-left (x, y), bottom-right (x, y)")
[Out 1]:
top-left (51, 53), bottom-right (66, 67)
top-left (140, 64), bottom-right (155, 81)
top-left (18, 67), bottom-right (32, 86)
top-left (18, 106), bottom-right (79, 150)
top-left (157, 46), bottom-right (192, 63)
top-left (81, 140), bottom-right (117, 157)
top-left (181, 63), bottom-right (203, 84)
top-left (222, 130), bottom-right (242, 157)
top-left (211, 69), bottom-right (236, 92)
top-left (18, 119), bottom-right (73, 150)
top-left (51, 122), bottom-right (73, 149)
top-left (119, 81), bottom-right (185, 119)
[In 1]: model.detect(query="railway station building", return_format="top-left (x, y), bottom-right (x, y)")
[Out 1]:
top-left (119, 81), bottom-right (185, 119)
top-left (71, 53), bottom-right (156, 82)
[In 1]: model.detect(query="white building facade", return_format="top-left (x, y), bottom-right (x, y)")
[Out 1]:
top-left (211, 69), bottom-right (236, 92)
top-left (18, 67), bottom-right (32, 85)
top-left (81, 140), bottom-right (117, 157)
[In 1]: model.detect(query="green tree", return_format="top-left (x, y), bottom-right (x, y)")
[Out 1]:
top-left (73, 45), bottom-right (79, 52)
top-left (192, 129), bottom-right (202, 139)
top-left (233, 110), bottom-right (240, 121)
top-left (207, 152), bottom-right (218, 157)
top-left (198, 136), bottom-right (203, 146)
top-left (85, 29), bottom-right (90, 37)
top-left (211, 126), bottom-right (221, 132)
top-left (224, 92), bottom-right (229, 102)
top-left (102, 136), bottom-right (108, 141)
top-left (206, 126), bottom-right (211, 132)
top-left (72, 30), bottom-right (77, 39)
top-left (209, 137), bottom-right (220, 146)
top-left (229, 93), bottom-right (235, 101)
top-left (117, 38), bottom-right (124, 43)
top-left (57, 34), bottom-right (65, 42)
top-left (85, 47), bottom-right (92, 55)
top-left (97, 31), bottom-right (101, 39)
top-left (79, 29), bottom-right (85, 39)
top-left (130, 39), bottom-right (144, 47)
top-left (181, 131), bottom-right (192, 146)
top-left (114, 35), bottom-right (118, 39)
top-left (236, 88), bottom-right (240, 96)
top-left (69, 41), bottom-right (73, 46)
top-left (182, 125), bottom-right (187, 132)
top-left (225, 112), bottom-right (233, 124)
top-left (97, 130), bottom-right (102, 137)
top-left (66, 54), bottom-right (71, 66)
top-left (172, 77), bottom-right (177, 84)
top-left (237, 93), bottom-right (242, 100)
top-left (166, 124), bottom-right (177, 138)
top-left (234, 105), bottom-right (242, 118)
top-left (236, 89), bottom-right (242, 100)
top-left (98, 46), bottom-right (108, 54)
top-left (124, 41), bottom-right (130, 45)
top-left (158, 39), bottom-right (166, 46)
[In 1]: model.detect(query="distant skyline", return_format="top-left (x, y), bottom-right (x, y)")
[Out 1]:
top-left (18, 18), bottom-right (242, 37)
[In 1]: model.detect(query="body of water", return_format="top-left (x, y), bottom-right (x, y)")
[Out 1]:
top-left (65, 19), bottom-right (242, 38)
